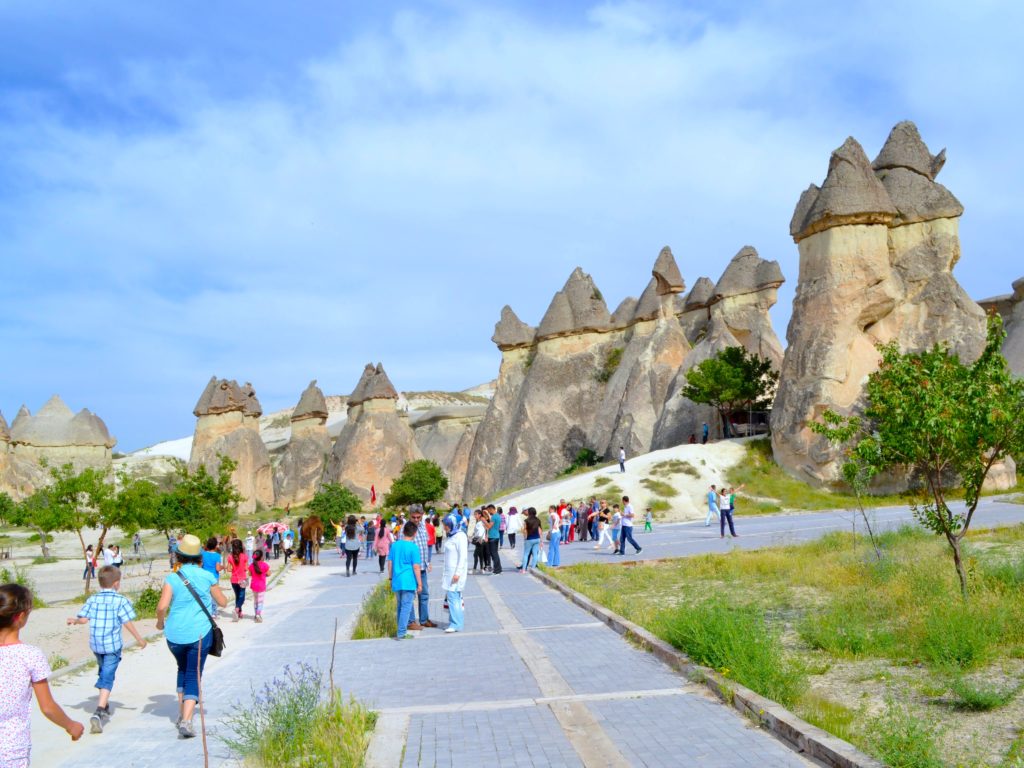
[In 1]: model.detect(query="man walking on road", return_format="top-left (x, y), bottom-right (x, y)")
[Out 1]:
top-left (618, 446), bottom-right (626, 473)
top-left (486, 504), bottom-right (502, 574)
top-left (407, 505), bottom-right (437, 630)
top-left (706, 484), bottom-right (720, 527)
top-left (616, 496), bottom-right (643, 555)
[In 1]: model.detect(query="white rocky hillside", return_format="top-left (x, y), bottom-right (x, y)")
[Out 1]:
top-left (489, 439), bottom-right (754, 523)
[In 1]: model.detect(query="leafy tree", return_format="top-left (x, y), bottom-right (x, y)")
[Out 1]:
top-left (0, 492), bottom-right (13, 524)
top-left (839, 315), bottom-right (1024, 599)
top-left (383, 460), bottom-right (449, 508)
top-left (46, 464), bottom-right (115, 592)
top-left (810, 411), bottom-right (883, 560)
top-left (111, 472), bottom-right (161, 538)
top-left (8, 489), bottom-right (63, 559)
top-left (682, 347), bottom-right (778, 438)
top-left (148, 455), bottom-right (242, 541)
top-left (306, 484), bottom-right (363, 523)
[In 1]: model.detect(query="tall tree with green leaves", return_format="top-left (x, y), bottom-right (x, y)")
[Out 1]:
top-left (839, 315), bottom-right (1024, 598)
top-left (383, 459), bottom-right (449, 508)
top-left (46, 464), bottom-right (115, 592)
top-left (307, 483), bottom-right (363, 523)
top-left (149, 455), bottom-right (242, 541)
top-left (682, 346), bottom-right (778, 438)
top-left (8, 489), bottom-right (63, 559)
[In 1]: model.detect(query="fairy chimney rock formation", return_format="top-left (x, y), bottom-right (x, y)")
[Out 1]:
top-left (492, 306), bottom-right (536, 350)
top-left (0, 412), bottom-right (10, 452)
top-left (8, 395), bottom-right (116, 470)
top-left (772, 121), bottom-right (989, 487)
top-left (274, 380), bottom-right (330, 507)
top-left (979, 277), bottom-right (1024, 377)
top-left (189, 377), bottom-right (274, 514)
top-left (323, 363), bottom-right (421, 502)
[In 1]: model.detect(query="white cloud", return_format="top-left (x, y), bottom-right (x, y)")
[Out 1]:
top-left (1, 0), bottom-right (1021, 449)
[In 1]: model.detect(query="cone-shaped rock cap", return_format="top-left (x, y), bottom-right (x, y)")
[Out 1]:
top-left (683, 277), bottom-right (716, 312)
top-left (10, 396), bottom-right (114, 447)
top-left (364, 364), bottom-right (400, 402)
top-left (292, 380), bottom-right (329, 422)
top-left (652, 246), bottom-right (685, 295)
top-left (790, 136), bottom-right (897, 241)
top-left (347, 364), bottom-right (377, 407)
top-left (193, 377), bottom-right (247, 416)
top-left (872, 121), bottom-right (946, 180)
top-left (492, 306), bottom-right (536, 350)
top-left (715, 246), bottom-right (785, 299)
top-left (0, 411), bottom-right (9, 443)
top-left (1014, 277), bottom-right (1024, 302)
top-left (610, 296), bottom-right (639, 328)
top-left (10, 406), bottom-right (30, 433)
top-left (632, 278), bottom-right (662, 322)
top-left (241, 383), bottom-right (263, 417)
top-left (537, 267), bottom-right (611, 339)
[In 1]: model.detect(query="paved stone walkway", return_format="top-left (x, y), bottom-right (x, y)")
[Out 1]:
top-left (32, 498), bottom-right (1023, 766)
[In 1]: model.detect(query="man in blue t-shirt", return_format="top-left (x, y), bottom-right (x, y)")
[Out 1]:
top-left (387, 521), bottom-right (423, 639)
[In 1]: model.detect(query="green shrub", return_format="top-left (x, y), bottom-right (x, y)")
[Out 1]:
top-left (650, 459), bottom-right (700, 478)
top-left (48, 654), bottom-right (69, 671)
top-left (597, 348), bottom-right (624, 383)
top-left (915, 601), bottom-right (1004, 669)
top-left (351, 580), bottom-right (397, 640)
top-left (948, 676), bottom-right (1020, 711)
top-left (0, 565), bottom-right (45, 608)
top-left (649, 500), bottom-right (670, 514)
top-left (222, 663), bottom-right (375, 767)
top-left (867, 701), bottom-right (943, 768)
top-left (640, 478), bottom-right (678, 498)
top-left (133, 585), bottom-right (161, 619)
top-left (593, 476), bottom-right (612, 487)
top-left (31, 556), bottom-right (58, 565)
top-left (798, 600), bottom-right (895, 658)
top-left (563, 448), bottom-right (600, 476)
top-left (655, 599), bottom-right (806, 707)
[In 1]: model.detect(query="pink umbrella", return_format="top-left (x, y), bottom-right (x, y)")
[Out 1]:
top-left (257, 521), bottom-right (289, 534)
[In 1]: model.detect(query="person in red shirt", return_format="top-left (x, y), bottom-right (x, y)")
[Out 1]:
top-left (426, 517), bottom-right (436, 564)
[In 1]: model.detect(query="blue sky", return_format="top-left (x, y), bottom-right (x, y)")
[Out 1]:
top-left (1, 0), bottom-right (1022, 451)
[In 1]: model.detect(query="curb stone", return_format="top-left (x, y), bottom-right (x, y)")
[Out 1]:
top-left (51, 559), bottom-right (293, 682)
top-left (530, 568), bottom-right (885, 768)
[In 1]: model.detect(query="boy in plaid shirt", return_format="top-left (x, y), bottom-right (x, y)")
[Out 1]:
top-left (67, 565), bottom-right (147, 733)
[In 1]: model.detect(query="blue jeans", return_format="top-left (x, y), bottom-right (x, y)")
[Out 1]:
top-left (549, 530), bottom-right (561, 567)
top-left (396, 590), bottom-right (416, 638)
top-left (231, 582), bottom-right (246, 611)
top-left (365, 541), bottom-right (374, 558)
top-left (522, 539), bottom-right (541, 570)
top-left (94, 651), bottom-right (122, 691)
top-left (618, 525), bottom-right (641, 554)
top-left (167, 631), bottom-right (212, 702)
top-left (721, 509), bottom-right (737, 537)
top-left (447, 589), bottom-right (464, 631)
top-left (417, 569), bottom-right (430, 624)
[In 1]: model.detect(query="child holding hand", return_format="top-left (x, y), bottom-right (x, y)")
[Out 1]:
top-left (0, 583), bottom-right (83, 765)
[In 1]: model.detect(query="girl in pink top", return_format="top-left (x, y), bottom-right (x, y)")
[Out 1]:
top-left (227, 539), bottom-right (249, 622)
top-left (373, 518), bottom-right (394, 574)
top-left (248, 551), bottom-right (270, 623)
top-left (0, 584), bottom-right (83, 765)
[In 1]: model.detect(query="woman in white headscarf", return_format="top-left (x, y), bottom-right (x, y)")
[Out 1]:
top-left (442, 514), bottom-right (468, 633)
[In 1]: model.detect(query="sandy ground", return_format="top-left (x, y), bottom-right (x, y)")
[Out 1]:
top-left (28, 552), bottom-right (312, 767)
top-left (491, 439), bottom-right (751, 522)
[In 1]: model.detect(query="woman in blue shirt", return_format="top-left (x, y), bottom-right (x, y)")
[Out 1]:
top-left (155, 534), bottom-right (227, 739)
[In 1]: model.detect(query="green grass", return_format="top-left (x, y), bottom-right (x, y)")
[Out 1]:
top-left (948, 676), bottom-right (1020, 711)
top-left (48, 654), bottom-right (69, 671)
top-left (649, 499), bottom-right (671, 514)
top-left (351, 580), bottom-right (397, 639)
top-left (222, 662), bottom-right (375, 768)
top-left (639, 478), bottom-right (679, 498)
top-left (867, 701), bottom-right (944, 768)
top-left (654, 598), bottom-right (806, 707)
top-left (592, 483), bottom-right (624, 498)
top-left (593, 476), bottom-right (614, 487)
top-left (31, 556), bottom-right (58, 565)
top-left (650, 459), bottom-right (701, 479)
top-left (0, 565), bottom-right (46, 608)
top-left (795, 692), bottom-right (859, 744)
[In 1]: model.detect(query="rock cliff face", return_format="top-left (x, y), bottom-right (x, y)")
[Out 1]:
top-left (652, 247), bottom-right (785, 449)
top-left (771, 122), bottom-right (988, 485)
top-left (189, 377), bottom-right (275, 514)
top-left (411, 406), bottom-right (484, 503)
top-left (323, 363), bottom-right (422, 502)
top-left (273, 380), bottom-right (331, 507)
top-left (463, 247), bottom-right (784, 501)
top-left (979, 278), bottom-right (1024, 377)
top-left (0, 396), bottom-right (116, 500)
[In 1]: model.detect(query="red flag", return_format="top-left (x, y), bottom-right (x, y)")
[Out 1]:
top-left (370, 485), bottom-right (376, 505)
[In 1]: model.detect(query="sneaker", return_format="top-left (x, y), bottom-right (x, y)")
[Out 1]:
top-left (398, 634), bottom-right (415, 640)
top-left (179, 719), bottom-right (195, 739)
top-left (407, 622), bottom-right (424, 631)
top-left (175, 714), bottom-right (182, 729)
top-left (90, 715), bottom-right (103, 734)
top-left (255, 615), bottom-right (263, 623)
top-left (444, 627), bottom-right (458, 633)
top-left (636, 547), bottom-right (643, 554)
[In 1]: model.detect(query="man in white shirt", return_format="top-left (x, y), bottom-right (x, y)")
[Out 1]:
top-left (618, 446), bottom-right (626, 473)
top-left (616, 495), bottom-right (642, 555)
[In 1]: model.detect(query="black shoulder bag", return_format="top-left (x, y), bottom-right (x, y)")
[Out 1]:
top-left (176, 571), bottom-right (225, 657)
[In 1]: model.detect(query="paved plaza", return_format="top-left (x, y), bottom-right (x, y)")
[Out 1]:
top-left (32, 497), bottom-right (1024, 767)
